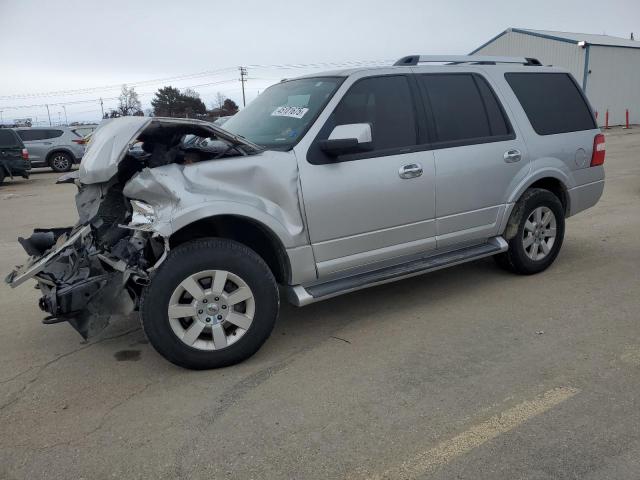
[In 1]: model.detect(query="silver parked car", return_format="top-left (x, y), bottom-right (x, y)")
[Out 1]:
top-left (15, 125), bottom-right (97, 172)
top-left (6, 55), bottom-right (605, 369)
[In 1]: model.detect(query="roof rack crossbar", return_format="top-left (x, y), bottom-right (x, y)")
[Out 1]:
top-left (394, 55), bottom-right (542, 66)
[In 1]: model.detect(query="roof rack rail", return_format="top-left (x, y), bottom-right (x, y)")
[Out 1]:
top-left (394, 55), bottom-right (542, 66)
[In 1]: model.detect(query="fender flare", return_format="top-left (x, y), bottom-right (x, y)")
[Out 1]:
top-left (499, 168), bottom-right (572, 236)
top-left (507, 167), bottom-right (572, 205)
top-left (167, 201), bottom-right (302, 249)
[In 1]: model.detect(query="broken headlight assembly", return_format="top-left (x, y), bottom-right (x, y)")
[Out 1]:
top-left (125, 200), bottom-right (157, 231)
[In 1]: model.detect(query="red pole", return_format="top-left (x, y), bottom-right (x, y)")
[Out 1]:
top-left (624, 109), bottom-right (630, 129)
top-left (605, 110), bottom-right (610, 129)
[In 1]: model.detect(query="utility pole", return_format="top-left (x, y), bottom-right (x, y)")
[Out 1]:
top-left (239, 66), bottom-right (247, 107)
top-left (0, 110), bottom-right (3, 124)
top-left (46, 104), bottom-right (52, 126)
top-left (100, 98), bottom-right (104, 118)
top-left (62, 105), bottom-right (68, 125)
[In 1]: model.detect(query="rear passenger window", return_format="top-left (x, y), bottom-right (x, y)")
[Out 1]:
top-left (505, 73), bottom-right (596, 135)
top-left (419, 74), bottom-right (512, 144)
top-left (45, 130), bottom-right (64, 139)
top-left (17, 130), bottom-right (45, 141)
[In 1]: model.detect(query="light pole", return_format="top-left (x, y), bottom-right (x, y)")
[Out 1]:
top-left (46, 104), bottom-right (52, 126)
top-left (62, 105), bottom-right (68, 125)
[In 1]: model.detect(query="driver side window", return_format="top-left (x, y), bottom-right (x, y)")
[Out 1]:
top-left (309, 75), bottom-right (418, 164)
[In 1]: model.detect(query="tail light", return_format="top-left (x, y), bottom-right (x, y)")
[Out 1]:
top-left (21, 148), bottom-right (29, 160)
top-left (591, 133), bottom-right (605, 166)
top-left (72, 138), bottom-right (87, 145)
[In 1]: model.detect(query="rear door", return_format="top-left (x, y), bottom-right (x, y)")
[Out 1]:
top-left (16, 129), bottom-right (59, 164)
top-left (417, 72), bottom-right (530, 248)
top-left (0, 129), bottom-right (24, 164)
top-left (297, 74), bottom-right (436, 277)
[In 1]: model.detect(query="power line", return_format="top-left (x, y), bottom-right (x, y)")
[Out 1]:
top-left (0, 79), bottom-right (238, 110)
top-left (0, 67), bottom-right (239, 100)
top-left (0, 60), bottom-right (392, 101)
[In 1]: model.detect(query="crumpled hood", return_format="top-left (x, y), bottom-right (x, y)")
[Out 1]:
top-left (78, 116), bottom-right (261, 185)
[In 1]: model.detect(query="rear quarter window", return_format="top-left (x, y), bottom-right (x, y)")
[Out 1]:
top-left (0, 129), bottom-right (23, 148)
top-left (45, 129), bottom-right (64, 139)
top-left (505, 72), bottom-right (596, 135)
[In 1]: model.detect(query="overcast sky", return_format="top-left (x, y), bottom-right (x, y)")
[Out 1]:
top-left (0, 0), bottom-right (638, 124)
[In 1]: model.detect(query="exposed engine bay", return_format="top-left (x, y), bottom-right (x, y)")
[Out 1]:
top-left (5, 118), bottom-right (263, 339)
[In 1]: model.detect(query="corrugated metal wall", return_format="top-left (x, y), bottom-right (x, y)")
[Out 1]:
top-left (475, 31), bottom-right (640, 126)
top-left (474, 31), bottom-right (586, 82)
top-left (587, 46), bottom-right (640, 126)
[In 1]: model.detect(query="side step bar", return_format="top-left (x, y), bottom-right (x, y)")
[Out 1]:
top-left (287, 237), bottom-right (508, 306)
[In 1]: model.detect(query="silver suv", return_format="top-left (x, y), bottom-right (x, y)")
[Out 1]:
top-left (6, 55), bottom-right (605, 369)
top-left (15, 125), bottom-right (96, 172)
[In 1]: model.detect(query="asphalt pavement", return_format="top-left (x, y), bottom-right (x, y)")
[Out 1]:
top-left (1, 128), bottom-right (639, 479)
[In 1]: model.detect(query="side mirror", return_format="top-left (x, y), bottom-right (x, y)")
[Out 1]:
top-left (319, 123), bottom-right (372, 156)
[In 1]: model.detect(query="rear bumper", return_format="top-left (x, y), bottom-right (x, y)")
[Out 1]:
top-left (568, 179), bottom-right (604, 217)
top-left (1, 158), bottom-right (31, 178)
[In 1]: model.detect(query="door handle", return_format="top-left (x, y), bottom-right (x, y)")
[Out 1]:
top-left (398, 163), bottom-right (423, 179)
top-left (504, 149), bottom-right (522, 163)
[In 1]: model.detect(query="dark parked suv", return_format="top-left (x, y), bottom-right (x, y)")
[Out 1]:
top-left (0, 129), bottom-right (30, 185)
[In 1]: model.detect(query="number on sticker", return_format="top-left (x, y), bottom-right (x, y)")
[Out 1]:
top-left (271, 106), bottom-right (309, 119)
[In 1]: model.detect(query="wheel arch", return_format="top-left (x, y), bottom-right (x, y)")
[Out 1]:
top-left (46, 148), bottom-right (76, 165)
top-left (169, 214), bottom-right (291, 285)
top-left (509, 170), bottom-right (571, 216)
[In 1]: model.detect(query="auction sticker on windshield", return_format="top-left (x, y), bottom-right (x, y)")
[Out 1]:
top-left (271, 106), bottom-right (309, 119)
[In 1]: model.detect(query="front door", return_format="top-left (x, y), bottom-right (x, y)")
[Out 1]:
top-left (297, 74), bottom-right (436, 277)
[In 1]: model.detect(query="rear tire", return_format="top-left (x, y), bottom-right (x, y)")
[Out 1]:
top-left (141, 238), bottom-right (279, 369)
top-left (49, 152), bottom-right (73, 172)
top-left (494, 188), bottom-right (565, 275)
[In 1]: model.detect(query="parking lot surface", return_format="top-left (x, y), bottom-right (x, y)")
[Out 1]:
top-left (1, 128), bottom-right (639, 479)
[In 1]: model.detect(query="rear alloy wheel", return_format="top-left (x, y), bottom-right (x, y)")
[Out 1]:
top-left (494, 188), bottom-right (565, 275)
top-left (522, 206), bottom-right (557, 262)
top-left (141, 238), bottom-right (279, 369)
top-left (49, 152), bottom-right (72, 172)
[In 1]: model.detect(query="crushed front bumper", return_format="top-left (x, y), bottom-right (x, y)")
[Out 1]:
top-left (5, 224), bottom-right (146, 339)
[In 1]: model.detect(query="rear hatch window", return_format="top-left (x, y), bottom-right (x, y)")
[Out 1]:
top-left (0, 129), bottom-right (23, 148)
top-left (505, 73), bottom-right (596, 135)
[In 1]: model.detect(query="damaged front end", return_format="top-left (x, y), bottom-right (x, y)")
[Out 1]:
top-left (5, 184), bottom-right (167, 338)
top-left (5, 117), bottom-right (260, 339)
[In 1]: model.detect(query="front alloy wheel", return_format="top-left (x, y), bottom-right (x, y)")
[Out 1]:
top-left (141, 238), bottom-right (279, 369)
top-left (168, 270), bottom-right (255, 351)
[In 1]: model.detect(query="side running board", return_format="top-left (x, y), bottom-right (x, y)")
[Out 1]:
top-left (287, 237), bottom-right (508, 306)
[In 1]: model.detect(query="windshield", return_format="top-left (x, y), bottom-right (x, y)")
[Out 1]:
top-left (221, 77), bottom-right (343, 150)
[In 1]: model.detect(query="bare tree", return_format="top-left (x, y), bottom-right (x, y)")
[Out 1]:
top-left (182, 88), bottom-right (200, 99)
top-left (117, 84), bottom-right (142, 116)
top-left (213, 92), bottom-right (226, 111)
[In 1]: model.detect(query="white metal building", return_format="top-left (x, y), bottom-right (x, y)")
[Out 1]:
top-left (471, 28), bottom-right (640, 126)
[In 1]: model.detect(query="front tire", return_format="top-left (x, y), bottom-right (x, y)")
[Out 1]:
top-left (494, 188), bottom-right (565, 275)
top-left (141, 238), bottom-right (279, 369)
top-left (49, 152), bottom-right (73, 172)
